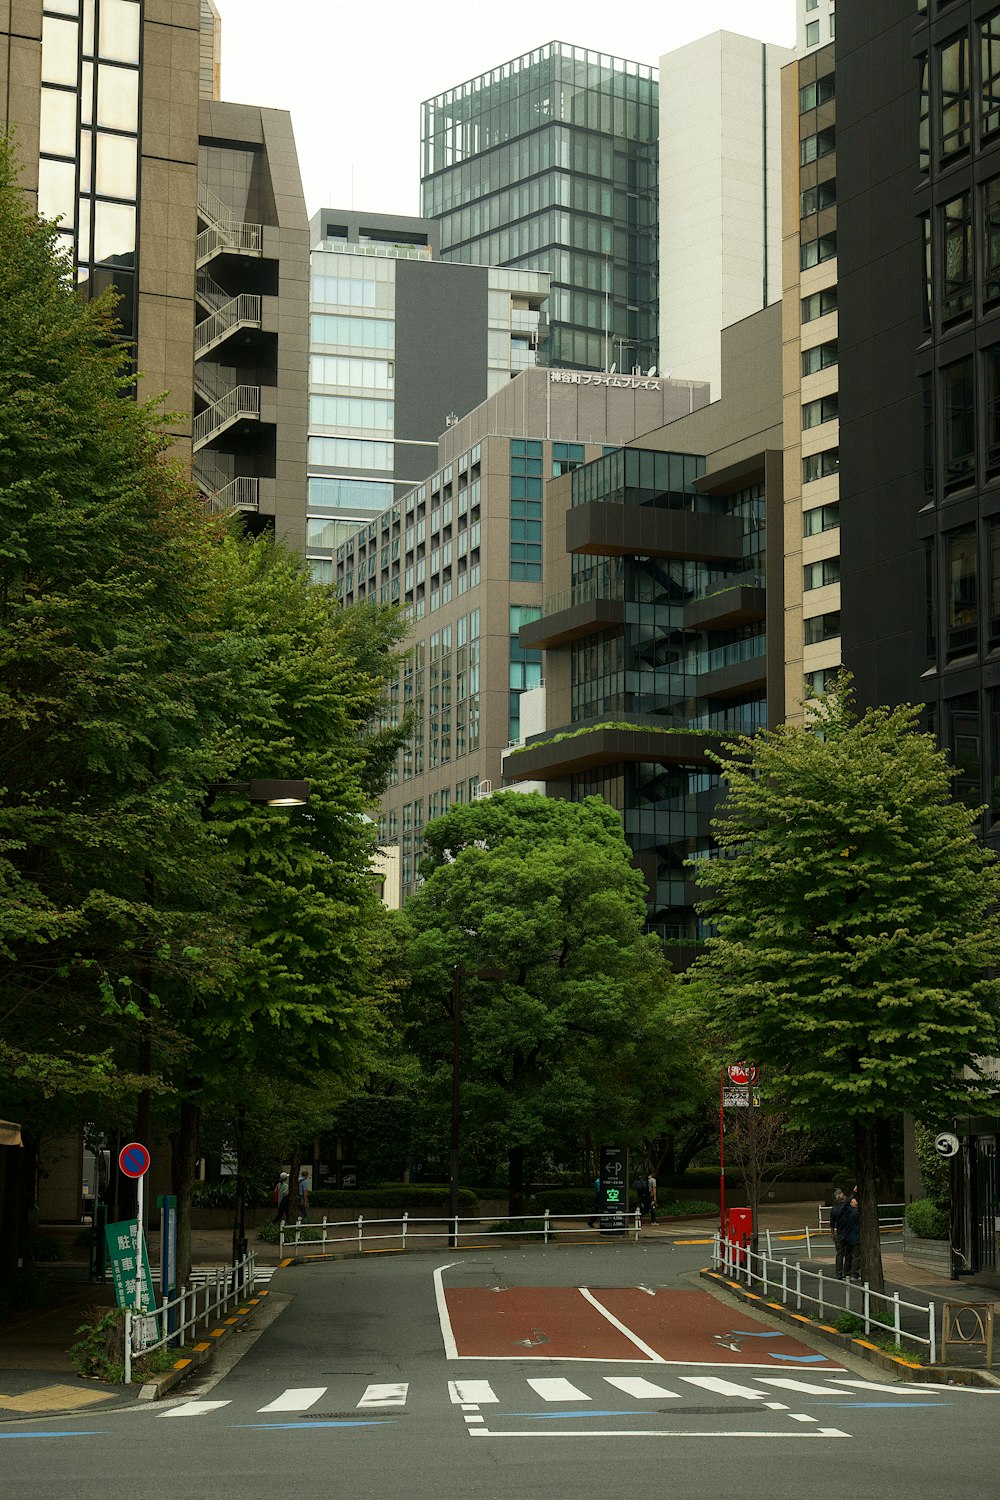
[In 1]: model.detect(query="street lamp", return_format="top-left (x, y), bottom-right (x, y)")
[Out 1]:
top-left (203, 778), bottom-right (311, 808)
top-left (450, 963), bottom-right (505, 1248)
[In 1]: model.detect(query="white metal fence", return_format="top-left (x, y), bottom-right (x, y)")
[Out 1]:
top-left (712, 1232), bottom-right (937, 1362)
top-left (123, 1250), bottom-right (257, 1384)
top-left (815, 1201), bottom-right (905, 1231)
top-left (279, 1210), bottom-right (644, 1257)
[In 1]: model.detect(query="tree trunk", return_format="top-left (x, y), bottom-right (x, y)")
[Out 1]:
top-left (875, 1117), bottom-right (896, 1200)
top-left (171, 1096), bottom-right (200, 1294)
top-left (508, 1144), bottom-right (525, 1216)
top-left (231, 1104), bottom-right (247, 1266)
top-left (854, 1118), bottom-right (884, 1292)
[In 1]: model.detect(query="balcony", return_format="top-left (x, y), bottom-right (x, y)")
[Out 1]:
top-left (505, 722), bottom-right (720, 784)
top-left (196, 185), bottom-right (263, 269)
top-left (566, 502), bottom-right (743, 563)
top-left (520, 577), bottom-right (626, 650)
top-left (684, 581), bottom-right (766, 632)
top-left (193, 385), bottom-right (262, 449)
top-left (195, 293), bottom-right (263, 357)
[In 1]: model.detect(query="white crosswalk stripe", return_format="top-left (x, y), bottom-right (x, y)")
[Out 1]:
top-left (159, 1400), bottom-right (232, 1417)
top-left (603, 1376), bottom-right (681, 1400)
top-left (679, 1375), bottom-right (767, 1401)
top-left (755, 1378), bottom-right (844, 1397)
top-left (358, 1383), bottom-right (408, 1408)
top-left (257, 1387), bottom-right (326, 1412)
top-left (527, 1378), bottom-right (590, 1402)
top-left (448, 1379), bottom-right (499, 1405)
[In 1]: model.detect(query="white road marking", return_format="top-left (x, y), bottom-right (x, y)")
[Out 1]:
top-left (257, 1387), bottom-right (327, 1412)
top-left (433, 1262), bottom-right (459, 1361)
top-left (756, 1378), bottom-right (843, 1396)
top-left (527, 1377), bottom-right (591, 1402)
top-left (448, 1380), bottom-right (498, 1405)
top-left (830, 1379), bottom-right (952, 1396)
top-left (764, 1402), bottom-right (789, 1410)
top-left (789, 1413), bottom-right (818, 1424)
top-left (680, 1375), bottom-right (767, 1401)
top-left (159, 1400), bottom-right (231, 1418)
top-left (469, 1428), bottom-right (850, 1440)
top-left (603, 1376), bottom-right (681, 1400)
top-left (357, 1383), bottom-right (408, 1408)
top-left (578, 1287), bottom-right (666, 1363)
top-left (464, 1415), bottom-right (485, 1424)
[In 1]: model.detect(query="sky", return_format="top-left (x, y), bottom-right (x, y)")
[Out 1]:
top-left (212, 0), bottom-right (798, 220)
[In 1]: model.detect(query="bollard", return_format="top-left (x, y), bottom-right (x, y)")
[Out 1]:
top-left (766, 1229), bottom-right (773, 1258)
top-left (929, 1303), bottom-right (937, 1364)
top-left (805, 1224), bottom-right (812, 1258)
top-left (781, 1256), bottom-right (788, 1303)
top-left (124, 1308), bottom-right (132, 1385)
top-left (358, 1214), bottom-right (364, 1253)
top-left (544, 1208), bottom-right (550, 1245)
top-left (321, 1215), bottom-right (328, 1253)
top-left (818, 1267), bottom-right (825, 1319)
top-left (402, 1211), bottom-right (409, 1250)
top-left (893, 1290), bottom-right (901, 1342)
top-left (863, 1283), bottom-right (871, 1336)
top-left (796, 1261), bottom-right (802, 1312)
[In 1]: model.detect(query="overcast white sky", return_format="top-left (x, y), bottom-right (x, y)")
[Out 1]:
top-left (213, 0), bottom-right (797, 219)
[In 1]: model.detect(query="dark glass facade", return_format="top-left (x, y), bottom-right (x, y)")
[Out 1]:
top-left (421, 42), bottom-right (658, 371)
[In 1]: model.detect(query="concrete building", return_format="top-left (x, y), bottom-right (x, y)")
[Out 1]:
top-left (305, 209), bottom-right (548, 581)
top-left (507, 306), bottom-right (784, 953)
top-left (335, 366), bottom-right (710, 901)
top-left (780, 40), bottom-right (841, 725)
top-left (798, 0), bottom-right (837, 56)
top-left (421, 42), bottom-right (659, 373)
top-left (658, 32), bottom-right (791, 398)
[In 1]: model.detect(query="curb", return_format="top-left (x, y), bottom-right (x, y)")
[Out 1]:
top-left (136, 1288), bottom-right (272, 1401)
top-left (699, 1268), bottom-right (1000, 1388)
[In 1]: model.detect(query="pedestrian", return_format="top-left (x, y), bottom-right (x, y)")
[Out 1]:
top-left (829, 1188), bottom-right (847, 1278)
top-left (297, 1169), bottom-right (311, 1222)
top-left (647, 1170), bottom-right (658, 1225)
top-left (841, 1193), bottom-right (861, 1280)
top-left (587, 1176), bottom-right (601, 1229)
top-left (633, 1172), bottom-right (652, 1223)
top-left (272, 1171), bottom-right (289, 1223)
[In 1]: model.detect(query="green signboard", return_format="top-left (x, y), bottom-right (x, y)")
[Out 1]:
top-left (105, 1218), bottom-right (157, 1319)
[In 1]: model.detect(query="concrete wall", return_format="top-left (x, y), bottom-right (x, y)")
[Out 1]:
top-left (394, 258), bottom-right (488, 477)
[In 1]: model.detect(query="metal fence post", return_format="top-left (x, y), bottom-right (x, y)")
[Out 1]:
top-left (863, 1283), bottom-right (871, 1336)
top-left (763, 1251), bottom-right (769, 1296)
top-left (124, 1309), bottom-right (132, 1385)
top-left (796, 1262), bottom-right (802, 1312)
top-left (782, 1256), bottom-right (788, 1303)
top-left (279, 1221), bottom-right (284, 1257)
top-left (321, 1215), bottom-right (328, 1252)
top-left (766, 1229), bottom-right (773, 1258)
top-left (805, 1225), bottom-right (812, 1258)
top-left (544, 1208), bottom-right (550, 1245)
top-left (358, 1214), bottom-right (364, 1254)
top-left (402, 1211), bottom-right (408, 1251)
top-left (818, 1267), bottom-right (825, 1320)
top-left (929, 1302), bottom-right (937, 1364)
top-left (893, 1291), bottom-right (901, 1343)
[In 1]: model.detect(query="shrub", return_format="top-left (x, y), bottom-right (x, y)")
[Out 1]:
top-left (905, 1198), bottom-right (949, 1240)
top-left (308, 1186), bottom-right (478, 1211)
top-left (69, 1306), bottom-right (125, 1382)
top-left (831, 1312), bottom-right (865, 1335)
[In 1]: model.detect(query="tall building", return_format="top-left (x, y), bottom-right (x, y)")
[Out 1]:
top-left (780, 39), bottom-right (841, 725)
top-left (421, 42), bottom-right (659, 372)
top-left (507, 306), bottom-right (785, 953)
top-left (799, 0), bottom-right (837, 55)
top-left (836, 0), bottom-right (996, 1277)
top-left (305, 209), bottom-right (548, 580)
top-left (658, 32), bottom-right (792, 397)
top-left (335, 367), bottom-right (710, 901)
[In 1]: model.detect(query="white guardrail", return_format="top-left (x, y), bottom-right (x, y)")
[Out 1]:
top-left (123, 1250), bottom-right (257, 1384)
top-left (712, 1232), bottom-right (937, 1363)
top-left (279, 1210), bottom-right (645, 1258)
top-left (816, 1201), bottom-right (905, 1231)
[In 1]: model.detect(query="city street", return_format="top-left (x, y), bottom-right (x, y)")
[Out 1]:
top-left (2, 1240), bottom-right (998, 1499)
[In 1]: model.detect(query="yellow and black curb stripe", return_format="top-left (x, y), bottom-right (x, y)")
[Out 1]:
top-left (698, 1267), bottom-right (993, 1387)
top-left (138, 1289), bottom-right (272, 1402)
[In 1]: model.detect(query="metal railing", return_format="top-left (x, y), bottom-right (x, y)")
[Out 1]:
top-left (712, 1233), bottom-right (936, 1362)
top-left (206, 477), bottom-right (261, 513)
top-left (196, 271), bottom-right (230, 311)
top-left (195, 293), bottom-right (262, 355)
top-left (279, 1209), bottom-right (644, 1257)
top-left (193, 456), bottom-right (230, 497)
top-left (123, 1250), bottom-right (256, 1384)
top-left (815, 1201), bottom-right (905, 1231)
top-left (193, 384), bottom-right (261, 448)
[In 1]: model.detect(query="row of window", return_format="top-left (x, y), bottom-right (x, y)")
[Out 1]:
top-left (924, 180), bottom-right (1000, 332)
top-left (803, 448), bottom-right (840, 483)
top-left (926, 520), bottom-right (1000, 668)
top-left (804, 14), bottom-right (835, 48)
top-left (917, 14), bottom-right (1000, 169)
top-left (924, 347), bottom-right (1000, 498)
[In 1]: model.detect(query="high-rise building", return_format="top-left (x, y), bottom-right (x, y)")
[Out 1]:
top-left (799, 0), bottom-right (837, 55)
top-left (420, 42), bottom-right (659, 373)
top-left (304, 209), bottom-right (548, 580)
top-left (780, 39), bottom-right (841, 725)
top-left (658, 32), bottom-right (792, 397)
top-left (335, 366), bottom-right (710, 902)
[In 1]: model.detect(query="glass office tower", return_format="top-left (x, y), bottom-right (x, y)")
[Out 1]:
top-left (421, 42), bottom-right (658, 372)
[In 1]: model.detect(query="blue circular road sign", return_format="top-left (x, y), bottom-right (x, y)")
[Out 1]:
top-left (119, 1141), bottom-right (151, 1179)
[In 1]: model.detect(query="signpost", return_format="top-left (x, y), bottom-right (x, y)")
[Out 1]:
top-left (112, 1142), bottom-right (155, 1346)
top-left (720, 1064), bottom-right (761, 1235)
top-left (599, 1143), bottom-right (628, 1235)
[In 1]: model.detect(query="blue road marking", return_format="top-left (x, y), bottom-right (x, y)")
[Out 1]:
top-left (232, 1420), bottom-right (393, 1431)
top-left (731, 1330), bottom-right (788, 1338)
top-left (769, 1353), bottom-right (828, 1362)
top-left (505, 1410), bottom-right (646, 1421)
top-left (0, 1431), bottom-right (102, 1440)
top-left (835, 1402), bottom-right (949, 1410)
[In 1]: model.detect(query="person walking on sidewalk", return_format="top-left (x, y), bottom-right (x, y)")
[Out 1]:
top-left (647, 1171), bottom-right (658, 1225)
top-left (829, 1188), bottom-right (848, 1278)
top-left (841, 1193), bottom-right (861, 1280)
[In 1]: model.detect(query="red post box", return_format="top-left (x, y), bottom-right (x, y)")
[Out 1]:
top-left (726, 1206), bottom-right (753, 1265)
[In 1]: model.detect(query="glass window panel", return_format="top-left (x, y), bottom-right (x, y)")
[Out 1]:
top-left (984, 179), bottom-right (1000, 306)
top-left (80, 60), bottom-right (93, 125)
top-left (39, 87), bottom-right (79, 158)
top-left (41, 16), bottom-right (79, 87)
top-left (986, 347), bottom-right (1000, 474)
top-left (95, 131), bottom-right (136, 199)
top-left (92, 198), bottom-right (135, 264)
top-left (79, 127), bottom-right (93, 192)
top-left (37, 156), bottom-right (77, 227)
top-left (98, 0), bottom-right (140, 63)
top-left (96, 65), bottom-right (138, 132)
top-left (982, 12), bottom-right (1000, 138)
top-left (941, 193), bottom-right (972, 321)
top-left (943, 358), bottom-right (975, 490)
top-left (940, 35), bottom-right (970, 158)
top-left (46, 0), bottom-right (80, 13)
top-left (946, 527), bottom-right (978, 654)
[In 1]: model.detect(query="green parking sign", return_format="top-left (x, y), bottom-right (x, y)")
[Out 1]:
top-left (105, 1218), bottom-right (157, 1318)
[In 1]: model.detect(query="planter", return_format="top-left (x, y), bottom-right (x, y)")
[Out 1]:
top-left (903, 1227), bottom-right (952, 1277)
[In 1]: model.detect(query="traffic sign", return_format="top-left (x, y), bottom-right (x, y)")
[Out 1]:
top-left (723, 1086), bottom-right (761, 1108)
top-left (726, 1062), bottom-right (759, 1086)
top-left (119, 1141), bottom-right (151, 1179)
top-left (599, 1143), bottom-right (628, 1235)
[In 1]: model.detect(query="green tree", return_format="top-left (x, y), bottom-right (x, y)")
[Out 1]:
top-left (403, 793), bottom-right (678, 1212)
top-left (691, 677), bottom-right (1000, 1288)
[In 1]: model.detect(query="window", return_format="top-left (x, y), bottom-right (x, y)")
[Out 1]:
top-left (919, 55), bottom-right (930, 171)
top-left (802, 341), bottom-right (838, 376)
top-left (804, 610), bottom-right (841, 645)
top-left (922, 373), bottom-right (935, 496)
top-left (805, 20), bottom-right (820, 46)
top-left (922, 213), bottom-right (933, 326)
top-left (806, 0), bottom-right (819, 10)
top-left (805, 666), bottom-right (840, 695)
top-left (941, 193), bottom-right (973, 321)
top-left (948, 693), bottom-right (981, 804)
top-left (943, 357), bottom-right (975, 491)
top-left (803, 449), bottom-right (840, 483)
top-left (803, 502), bottom-right (840, 535)
top-left (799, 74), bottom-right (834, 111)
top-left (804, 557), bottom-right (841, 591)
top-left (801, 234), bottom-right (837, 270)
top-left (946, 525), bottom-right (978, 655)
top-left (986, 347), bottom-right (1000, 473)
top-left (800, 127), bottom-right (836, 165)
top-left (802, 287), bottom-right (837, 323)
top-left (990, 518), bottom-right (1000, 647)
top-left (984, 179), bottom-right (1000, 307)
top-left (803, 395), bottom-right (839, 429)
top-left (982, 11), bottom-right (1000, 138)
top-left (801, 179), bottom-right (836, 216)
top-left (940, 34), bottom-right (971, 158)
top-left (926, 538), bottom-right (937, 658)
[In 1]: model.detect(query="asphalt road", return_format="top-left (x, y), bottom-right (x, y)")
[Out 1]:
top-left (3, 1240), bottom-right (998, 1500)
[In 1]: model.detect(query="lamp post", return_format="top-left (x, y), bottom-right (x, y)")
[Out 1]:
top-left (449, 963), bottom-right (504, 1248)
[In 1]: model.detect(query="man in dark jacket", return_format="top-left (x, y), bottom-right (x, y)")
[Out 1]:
top-left (829, 1189), bottom-right (848, 1278)
top-left (840, 1194), bottom-right (861, 1281)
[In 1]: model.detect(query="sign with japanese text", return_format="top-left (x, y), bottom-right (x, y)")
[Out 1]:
top-left (104, 1218), bottom-right (157, 1321)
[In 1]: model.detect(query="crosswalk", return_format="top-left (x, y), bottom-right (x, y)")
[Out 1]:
top-left (155, 1372), bottom-right (946, 1420)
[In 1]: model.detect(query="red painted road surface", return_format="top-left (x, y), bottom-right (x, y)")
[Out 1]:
top-left (444, 1286), bottom-right (842, 1367)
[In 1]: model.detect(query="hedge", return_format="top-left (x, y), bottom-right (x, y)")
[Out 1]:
top-left (905, 1198), bottom-right (949, 1241)
top-left (308, 1187), bottom-right (479, 1210)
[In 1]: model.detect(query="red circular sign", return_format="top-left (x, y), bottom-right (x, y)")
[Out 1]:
top-left (119, 1141), bottom-right (151, 1179)
top-left (727, 1062), bottom-right (759, 1085)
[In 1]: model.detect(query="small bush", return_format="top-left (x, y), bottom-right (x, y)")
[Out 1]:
top-left (831, 1312), bottom-right (865, 1335)
top-left (484, 1219), bottom-right (547, 1239)
top-left (906, 1198), bottom-right (949, 1241)
top-left (69, 1306), bottom-right (125, 1382)
top-left (308, 1186), bottom-right (478, 1211)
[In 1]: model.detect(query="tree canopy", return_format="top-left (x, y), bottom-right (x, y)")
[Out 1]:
top-left (691, 676), bottom-right (1000, 1285)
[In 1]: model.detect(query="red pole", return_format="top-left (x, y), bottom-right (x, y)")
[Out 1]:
top-left (719, 1068), bottom-right (726, 1239)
